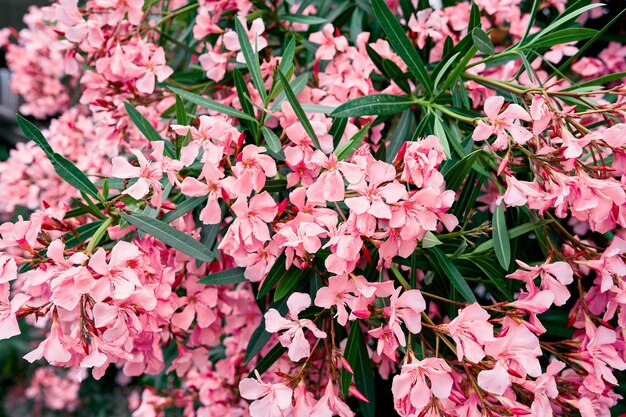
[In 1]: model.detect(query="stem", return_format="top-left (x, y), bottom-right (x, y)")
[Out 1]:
top-left (86, 217), bottom-right (115, 254)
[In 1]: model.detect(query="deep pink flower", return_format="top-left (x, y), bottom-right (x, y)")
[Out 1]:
top-left (472, 96), bottom-right (533, 150)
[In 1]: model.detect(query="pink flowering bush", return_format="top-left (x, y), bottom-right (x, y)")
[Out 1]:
top-left (0, 0), bottom-right (626, 416)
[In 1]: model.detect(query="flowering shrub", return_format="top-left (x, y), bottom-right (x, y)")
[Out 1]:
top-left (1, 0), bottom-right (626, 416)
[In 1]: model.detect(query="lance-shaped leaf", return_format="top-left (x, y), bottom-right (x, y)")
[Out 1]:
top-left (235, 17), bottom-right (267, 104)
top-left (17, 115), bottom-right (101, 200)
top-left (160, 196), bottom-right (207, 224)
top-left (121, 212), bottom-right (214, 262)
top-left (471, 28), bottom-right (494, 55)
top-left (371, 0), bottom-right (433, 96)
top-left (257, 253), bottom-right (287, 299)
top-left (330, 94), bottom-right (414, 118)
top-left (248, 343), bottom-right (287, 377)
top-left (443, 149), bottom-right (482, 192)
top-left (276, 70), bottom-right (321, 150)
top-left (493, 203), bottom-right (511, 270)
top-left (274, 267), bottom-right (308, 301)
top-left (168, 86), bottom-right (257, 123)
top-left (341, 324), bottom-right (375, 417)
top-left (335, 124), bottom-right (370, 160)
top-left (426, 247), bottom-right (476, 303)
top-left (198, 268), bottom-right (247, 285)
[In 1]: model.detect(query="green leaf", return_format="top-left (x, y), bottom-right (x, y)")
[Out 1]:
top-left (493, 203), bottom-right (511, 270)
top-left (433, 116), bottom-right (451, 158)
top-left (443, 149), bottom-right (482, 192)
top-left (386, 109), bottom-right (414, 163)
top-left (529, 3), bottom-right (605, 47)
top-left (175, 95), bottom-right (188, 125)
top-left (262, 127), bottom-right (282, 153)
top-left (426, 247), bottom-right (477, 303)
top-left (330, 94), bottom-right (414, 117)
top-left (160, 196), bottom-right (207, 224)
top-left (433, 52), bottom-right (460, 91)
top-left (371, 0), bottom-right (433, 96)
top-left (341, 324), bottom-right (375, 417)
top-left (469, 1), bottom-right (480, 31)
top-left (271, 72), bottom-right (309, 110)
top-left (422, 231), bottom-right (442, 248)
top-left (440, 44), bottom-right (478, 93)
top-left (233, 68), bottom-right (259, 136)
top-left (257, 253), bottom-right (287, 299)
top-left (381, 59), bottom-right (411, 93)
top-left (50, 154), bottom-right (101, 200)
top-left (467, 257), bottom-right (513, 301)
top-left (16, 116), bottom-right (101, 201)
top-left (274, 267), bottom-right (308, 301)
top-left (248, 343), bottom-right (287, 377)
top-left (281, 14), bottom-right (327, 24)
top-left (198, 268), bottom-right (247, 285)
top-left (278, 37), bottom-right (296, 75)
top-left (335, 124), bottom-right (370, 160)
top-left (330, 117), bottom-right (349, 148)
top-left (16, 114), bottom-right (54, 155)
top-left (525, 28), bottom-right (597, 49)
top-left (63, 220), bottom-right (105, 249)
top-left (471, 28), bottom-right (494, 55)
top-left (120, 212), bottom-right (213, 262)
top-left (235, 17), bottom-right (267, 104)
top-left (276, 71), bottom-right (321, 150)
top-left (124, 103), bottom-right (175, 158)
top-left (473, 219), bottom-right (552, 253)
top-left (168, 86), bottom-right (258, 123)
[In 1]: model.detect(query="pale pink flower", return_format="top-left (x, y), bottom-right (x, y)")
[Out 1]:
top-left (223, 17), bottom-right (268, 63)
top-left (239, 370), bottom-right (293, 417)
top-left (88, 241), bottom-right (143, 301)
top-left (527, 360), bottom-right (566, 417)
top-left (0, 283), bottom-right (30, 340)
top-left (264, 292), bottom-right (327, 361)
top-left (310, 380), bottom-right (355, 417)
top-left (384, 288), bottom-right (426, 347)
top-left (401, 135), bottom-right (446, 189)
top-left (309, 24), bottom-right (349, 60)
top-left (545, 42), bottom-right (578, 64)
top-left (314, 274), bottom-right (357, 326)
top-left (0, 254), bottom-right (17, 283)
top-left (111, 149), bottom-right (164, 207)
top-left (180, 162), bottom-right (225, 225)
top-left (228, 144), bottom-right (277, 197)
top-left (407, 9), bottom-right (446, 49)
top-left (447, 303), bottom-right (494, 363)
top-left (472, 96), bottom-right (533, 150)
top-left (24, 320), bottom-right (72, 364)
top-left (391, 356), bottom-right (453, 416)
top-left (507, 260), bottom-right (574, 307)
top-left (306, 151), bottom-right (363, 202)
top-left (136, 47), bottom-right (173, 94)
top-left (529, 96), bottom-right (552, 135)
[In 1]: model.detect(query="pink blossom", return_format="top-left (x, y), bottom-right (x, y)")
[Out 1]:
top-left (228, 145), bottom-right (277, 197)
top-left (384, 288), bottom-right (426, 347)
top-left (314, 274), bottom-right (357, 326)
top-left (88, 241), bottom-right (143, 301)
top-left (507, 260), bottom-right (574, 307)
top-left (401, 135), bottom-right (447, 189)
top-left (309, 24), bottom-right (349, 60)
top-left (111, 149), bottom-right (164, 207)
top-left (264, 292), bottom-right (327, 361)
top-left (180, 162), bottom-right (225, 225)
top-left (447, 303), bottom-right (494, 363)
top-left (239, 370), bottom-right (293, 417)
top-left (136, 47), bottom-right (173, 94)
top-left (223, 17), bottom-right (268, 63)
top-left (310, 380), bottom-right (355, 417)
top-left (472, 96), bottom-right (533, 150)
top-left (391, 356), bottom-right (453, 416)
top-left (0, 283), bottom-right (29, 340)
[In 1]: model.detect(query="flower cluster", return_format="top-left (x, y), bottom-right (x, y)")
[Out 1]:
top-left (1, 0), bottom-right (626, 416)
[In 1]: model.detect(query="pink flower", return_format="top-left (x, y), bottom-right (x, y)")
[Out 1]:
top-left (391, 356), bottom-right (453, 416)
top-left (264, 292), bottom-right (327, 361)
top-left (529, 96), bottom-right (552, 135)
top-left (507, 260), bottom-right (574, 307)
top-left (478, 323), bottom-right (543, 395)
top-left (172, 281), bottom-right (218, 331)
top-left (580, 325), bottom-right (626, 387)
top-left (544, 42), bottom-right (578, 64)
top-left (239, 370), bottom-right (293, 417)
top-left (407, 9), bottom-right (446, 49)
top-left (309, 24), bottom-right (349, 61)
top-left (472, 96), bottom-right (533, 150)
top-left (310, 380), bottom-right (355, 417)
top-left (0, 254), bottom-right (17, 283)
top-left (88, 241), bottom-right (143, 301)
top-left (0, 283), bottom-right (29, 340)
top-left (401, 135), bottom-right (446, 189)
top-left (527, 360), bottom-right (566, 417)
top-left (228, 145), bottom-right (277, 197)
top-left (24, 320), bottom-right (72, 364)
top-left (384, 288), bottom-right (426, 347)
top-left (314, 274), bottom-right (357, 326)
top-left (587, 236), bottom-right (626, 292)
top-left (180, 162), bottom-right (225, 225)
top-left (136, 47), bottom-right (173, 94)
top-left (306, 151), bottom-right (363, 202)
top-left (46, 239), bottom-right (94, 310)
top-left (222, 17), bottom-right (268, 63)
top-left (447, 303), bottom-right (494, 363)
top-left (111, 149), bottom-right (164, 207)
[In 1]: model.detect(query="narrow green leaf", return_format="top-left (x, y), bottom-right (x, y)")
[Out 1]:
top-left (168, 86), bottom-right (257, 123)
top-left (473, 219), bottom-right (552, 253)
top-left (471, 28), bottom-right (494, 55)
top-left (261, 127), bottom-right (282, 153)
top-left (443, 150), bottom-right (482, 192)
top-left (281, 14), bottom-right (327, 24)
top-left (433, 52), bottom-right (460, 91)
top-left (493, 203), bottom-right (511, 270)
top-left (469, 1), bottom-right (480, 31)
top-left (525, 28), bottom-right (596, 49)
top-left (371, 0), bottom-right (433, 96)
top-left (440, 45), bottom-right (478, 93)
top-left (233, 68), bottom-right (258, 136)
top-left (335, 124), bottom-right (370, 160)
top-left (175, 96), bottom-right (188, 125)
top-left (529, 3), bottom-right (605, 47)
top-left (276, 71), bottom-right (321, 150)
top-left (16, 114), bottom-right (54, 155)
top-left (257, 253), bottom-right (287, 299)
top-left (50, 154), bottom-right (100, 200)
top-left (279, 37), bottom-right (296, 74)
top-left (160, 196), bottom-right (207, 224)
top-left (64, 220), bottom-right (105, 249)
top-left (120, 212), bottom-right (213, 262)
top-left (249, 343), bottom-right (287, 377)
top-left (124, 103), bottom-right (176, 158)
top-left (331, 94), bottom-right (414, 118)
top-left (468, 257), bottom-right (514, 301)
top-left (198, 268), bottom-right (247, 285)
top-left (381, 59), bottom-right (411, 93)
top-left (341, 324), bottom-right (375, 417)
top-left (386, 109), bottom-right (413, 163)
top-left (235, 17), bottom-right (267, 103)
top-left (273, 267), bottom-right (308, 301)
top-left (271, 72), bottom-right (308, 110)
top-left (433, 116), bottom-right (451, 158)
top-left (330, 117), bottom-right (349, 148)
top-left (426, 247), bottom-right (477, 303)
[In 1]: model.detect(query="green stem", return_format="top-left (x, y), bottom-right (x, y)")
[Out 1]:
top-left (86, 217), bottom-right (115, 254)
